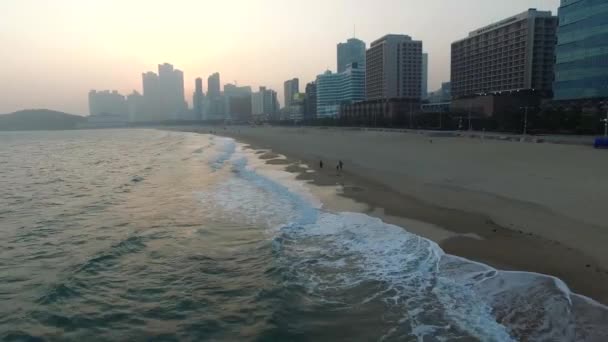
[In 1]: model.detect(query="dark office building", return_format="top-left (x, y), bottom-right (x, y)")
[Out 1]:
top-left (228, 95), bottom-right (252, 122)
top-left (193, 77), bottom-right (204, 120)
top-left (304, 82), bottom-right (317, 120)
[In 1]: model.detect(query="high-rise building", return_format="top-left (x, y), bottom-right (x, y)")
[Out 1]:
top-left (422, 53), bottom-right (428, 99)
top-left (158, 63), bottom-right (186, 119)
top-left (282, 93), bottom-right (306, 121)
top-left (224, 83), bottom-right (252, 121)
top-left (316, 63), bottom-right (366, 117)
top-left (365, 34), bottom-right (423, 100)
top-left (126, 90), bottom-right (145, 122)
top-left (337, 38), bottom-right (366, 73)
top-left (451, 9), bottom-right (557, 99)
top-left (142, 71), bottom-right (162, 121)
top-left (284, 78), bottom-right (300, 107)
top-left (228, 96), bottom-right (252, 122)
top-left (207, 73), bottom-right (221, 99)
top-left (252, 87), bottom-right (279, 120)
top-left (553, 0), bottom-right (608, 101)
top-left (252, 88), bottom-right (265, 116)
top-left (193, 77), bottom-right (204, 120)
top-left (88, 90), bottom-right (127, 117)
top-left (205, 73), bottom-right (223, 120)
top-left (304, 82), bottom-right (317, 120)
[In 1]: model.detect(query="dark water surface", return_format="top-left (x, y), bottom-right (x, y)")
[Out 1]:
top-left (1, 129), bottom-right (606, 342)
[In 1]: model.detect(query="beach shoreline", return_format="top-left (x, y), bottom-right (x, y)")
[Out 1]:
top-left (176, 126), bottom-right (608, 305)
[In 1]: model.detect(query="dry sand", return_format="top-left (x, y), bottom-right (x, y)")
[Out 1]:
top-left (182, 126), bottom-right (608, 304)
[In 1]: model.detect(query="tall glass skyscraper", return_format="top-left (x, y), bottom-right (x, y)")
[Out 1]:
top-left (554, 0), bottom-right (608, 100)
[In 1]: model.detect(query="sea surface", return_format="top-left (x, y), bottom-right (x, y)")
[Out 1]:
top-left (0, 129), bottom-right (607, 341)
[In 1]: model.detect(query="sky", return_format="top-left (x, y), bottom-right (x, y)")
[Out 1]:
top-left (0, 0), bottom-right (560, 115)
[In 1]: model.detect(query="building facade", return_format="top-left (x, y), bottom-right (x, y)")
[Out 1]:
top-left (451, 9), bottom-right (558, 98)
top-left (158, 63), bottom-right (186, 119)
top-left (365, 34), bottom-right (423, 100)
top-left (228, 96), bottom-right (252, 122)
top-left (251, 86), bottom-right (279, 120)
top-left (126, 91), bottom-right (145, 122)
top-left (304, 82), bottom-right (317, 120)
top-left (337, 38), bottom-right (366, 73)
top-left (207, 73), bottom-right (221, 98)
top-left (339, 98), bottom-right (421, 127)
top-left (205, 73), bottom-right (224, 120)
top-left (142, 71), bottom-right (162, 121)
top-left (422, 53), bottom-right (429, 99)
top-left (193, 77), bottom-right (204, 120)
top-left (553, 0), bottom-right (608, 101)
top-left (88, 90), bottom-right (127, 117)
top-left (284, 78), bottom-right (300, 107)
top-left (224, 84), bottom-right (252, 121)
top-left (316, 63), bottom-right (366, 118)
top-left (282, 93), bottom-right (305, 121)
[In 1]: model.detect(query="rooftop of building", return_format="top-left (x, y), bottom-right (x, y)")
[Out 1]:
top-left (338, 37), bottom-right (366, 46)
top-left (452, 9), bottom-right (554, 44)
top-left (370, 34), bottom-right (414, 47)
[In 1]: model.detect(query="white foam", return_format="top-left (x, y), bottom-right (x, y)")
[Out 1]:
top-left (197, 136), bottom-right (608, 341)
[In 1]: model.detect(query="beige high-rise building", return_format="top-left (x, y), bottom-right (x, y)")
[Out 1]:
top-left (283, 78), bottom-right (300, 107)
top-left (451, 9), bottom-right (557, 98)
top-left (365, 34), bottom-right (423, 100)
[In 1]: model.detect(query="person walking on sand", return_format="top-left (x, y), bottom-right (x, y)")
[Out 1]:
top-left (338, 160), bottom-right (344, 171)
top-left (319, 160), bottom-right (324, 169)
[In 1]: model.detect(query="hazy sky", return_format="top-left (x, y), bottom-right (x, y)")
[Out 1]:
top-left (0, 0), bottom-right (560, 115)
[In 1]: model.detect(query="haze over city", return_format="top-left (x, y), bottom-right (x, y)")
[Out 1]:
top-left (0, 0), bottom-right (559, 115)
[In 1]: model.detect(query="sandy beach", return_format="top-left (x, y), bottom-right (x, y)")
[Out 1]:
top-left (180, 126), bottom-right (608, 304)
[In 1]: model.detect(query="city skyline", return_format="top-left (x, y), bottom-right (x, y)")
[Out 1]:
top-left (0, 0), bottom-right (559, 115)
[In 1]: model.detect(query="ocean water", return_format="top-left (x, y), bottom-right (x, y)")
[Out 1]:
top-left (0, 129), bottom-right (606, 341)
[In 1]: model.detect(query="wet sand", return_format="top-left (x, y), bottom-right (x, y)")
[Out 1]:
top-left (178, 126), bottom-right (608, 304)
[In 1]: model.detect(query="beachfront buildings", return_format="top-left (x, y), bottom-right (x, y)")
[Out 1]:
top-left (157, 63), bottom-right (187, 119)
top-left (337, 38), bottom-right (366, 73)
top-left (126, 91), bottom-right (145, 122)
top-left (193, 78), bottom-right (204, 121)
top-left (365, 34), bottom-right (423, 101)
top-left (284, 78), bottom-right (300, 107)
top-left (88, 90), bottom-right (127, 116)
top-left (251, 87), bottom-right (279, 121)
top-left (304, 82), bottom-right (317, 120)
top-left (281, 93), bottom-right (306, 121)
top-left (450, 9), bottom-right (558, 118)
top-left (138, 63), bottom-right (188, 121)
top-left (316, 63), bottom-right (366, 118)
top-left (338, 34), bottom-right (422, 126)
top-left (553, 0), bottom-right (608, 101)
top-left (205, 73), bottom-right (225, 120)
top-left (224, 84), bottom-right (252, 122)
top-left (207, 73), bottom-right (221, 98)
top-left (451, 9), bottom-right (558, 98)
top-left (422, 53), bottom-right (429, 99)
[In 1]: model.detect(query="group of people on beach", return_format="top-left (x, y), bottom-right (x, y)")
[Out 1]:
top-left (319, 159), bottom-right (343, 172)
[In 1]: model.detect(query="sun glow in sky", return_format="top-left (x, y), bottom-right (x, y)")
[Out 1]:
top-left (0, 0), bottom-right (560, 114)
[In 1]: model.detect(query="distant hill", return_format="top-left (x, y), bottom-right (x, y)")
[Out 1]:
top-left (0, 109), bottom-right (86, 131)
